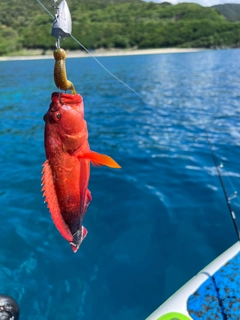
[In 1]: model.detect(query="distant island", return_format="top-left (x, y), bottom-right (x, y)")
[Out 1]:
top-left (0, 0), bottom-right (240, 56)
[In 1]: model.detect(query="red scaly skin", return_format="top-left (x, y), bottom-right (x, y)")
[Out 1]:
top-left (42, 92), bottom-right (120, 252)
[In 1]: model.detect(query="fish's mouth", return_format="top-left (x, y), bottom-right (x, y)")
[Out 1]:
top-left (49, 104), bottom-right (60, 113)
top-left (43, 102), bottom-right (61, 123)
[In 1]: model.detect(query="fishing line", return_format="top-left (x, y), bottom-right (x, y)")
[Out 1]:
top-left (35, 0), bottom-right (149, 106)
top-left (36, 0), bottom-right (54, 18)
top-left (35, 1), bottom-right (240, 232)
top-left (70, 35), bottom-right (146, 104)
top-left (35, 0), bottom-right (176, 143)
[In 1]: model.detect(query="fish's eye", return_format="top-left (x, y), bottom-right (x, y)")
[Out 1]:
top-left (55, 112), bottom-right (61, 121)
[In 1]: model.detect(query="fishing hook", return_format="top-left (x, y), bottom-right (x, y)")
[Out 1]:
top-left (56, 36), bottom-right (61, 49)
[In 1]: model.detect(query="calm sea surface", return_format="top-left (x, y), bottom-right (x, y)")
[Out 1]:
top-left (0, 49), bottom-right (240, 319)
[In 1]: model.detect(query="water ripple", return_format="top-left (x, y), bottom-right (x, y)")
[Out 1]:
top-left (0, 49), bottom-right (240, 319)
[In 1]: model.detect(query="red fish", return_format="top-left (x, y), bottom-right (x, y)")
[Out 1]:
top-left (42, 92), bottom-right (120, 252)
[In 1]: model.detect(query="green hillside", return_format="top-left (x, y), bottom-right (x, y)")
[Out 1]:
top-left (0, 0), bottom-right (240, 56)
top-left (212, 3), bottom-right (240, 22)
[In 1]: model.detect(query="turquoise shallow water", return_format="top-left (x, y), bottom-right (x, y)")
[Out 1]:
top-left (0, 49), bottom-right (240, 319)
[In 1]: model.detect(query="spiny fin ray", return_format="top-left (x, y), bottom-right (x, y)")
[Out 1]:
top-left (41, 160), bottom-right (73, 242)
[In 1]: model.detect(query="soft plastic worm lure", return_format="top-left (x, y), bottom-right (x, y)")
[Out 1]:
top-left (53, 48), bottom-right (76, 94)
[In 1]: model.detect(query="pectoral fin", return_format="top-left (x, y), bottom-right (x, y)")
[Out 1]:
top-left (79, 151), bottom-right (121, 168)
top-left (41, 160), bottom-right (73, 242)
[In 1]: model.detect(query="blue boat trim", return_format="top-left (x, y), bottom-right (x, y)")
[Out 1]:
top-left (187, 251), bottom-right (240, 319)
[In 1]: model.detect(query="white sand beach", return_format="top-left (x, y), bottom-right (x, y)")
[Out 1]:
top-left (0, 48), bottom-right (205, 61)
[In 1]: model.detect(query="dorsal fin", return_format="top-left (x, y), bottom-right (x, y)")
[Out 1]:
top-left (41, 160), bottom-right (73, 242)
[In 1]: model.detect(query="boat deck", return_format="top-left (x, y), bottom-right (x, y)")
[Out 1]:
top-left (147, 243), bottom-right (240, 320)
top-left (188, 250), bottom-right (240, 319)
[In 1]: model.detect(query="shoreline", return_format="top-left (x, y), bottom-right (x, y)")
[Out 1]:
top-left (0, 48), bottom-right (206, 61)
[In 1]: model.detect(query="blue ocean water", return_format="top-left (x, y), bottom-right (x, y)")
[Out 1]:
top-left (0, 49), bottom-right (240, 319)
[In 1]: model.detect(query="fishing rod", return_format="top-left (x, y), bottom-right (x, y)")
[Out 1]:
top-left (201, 127), bottom-right (239, 319)
top-left (204, 128), bottom-right (240, 242)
